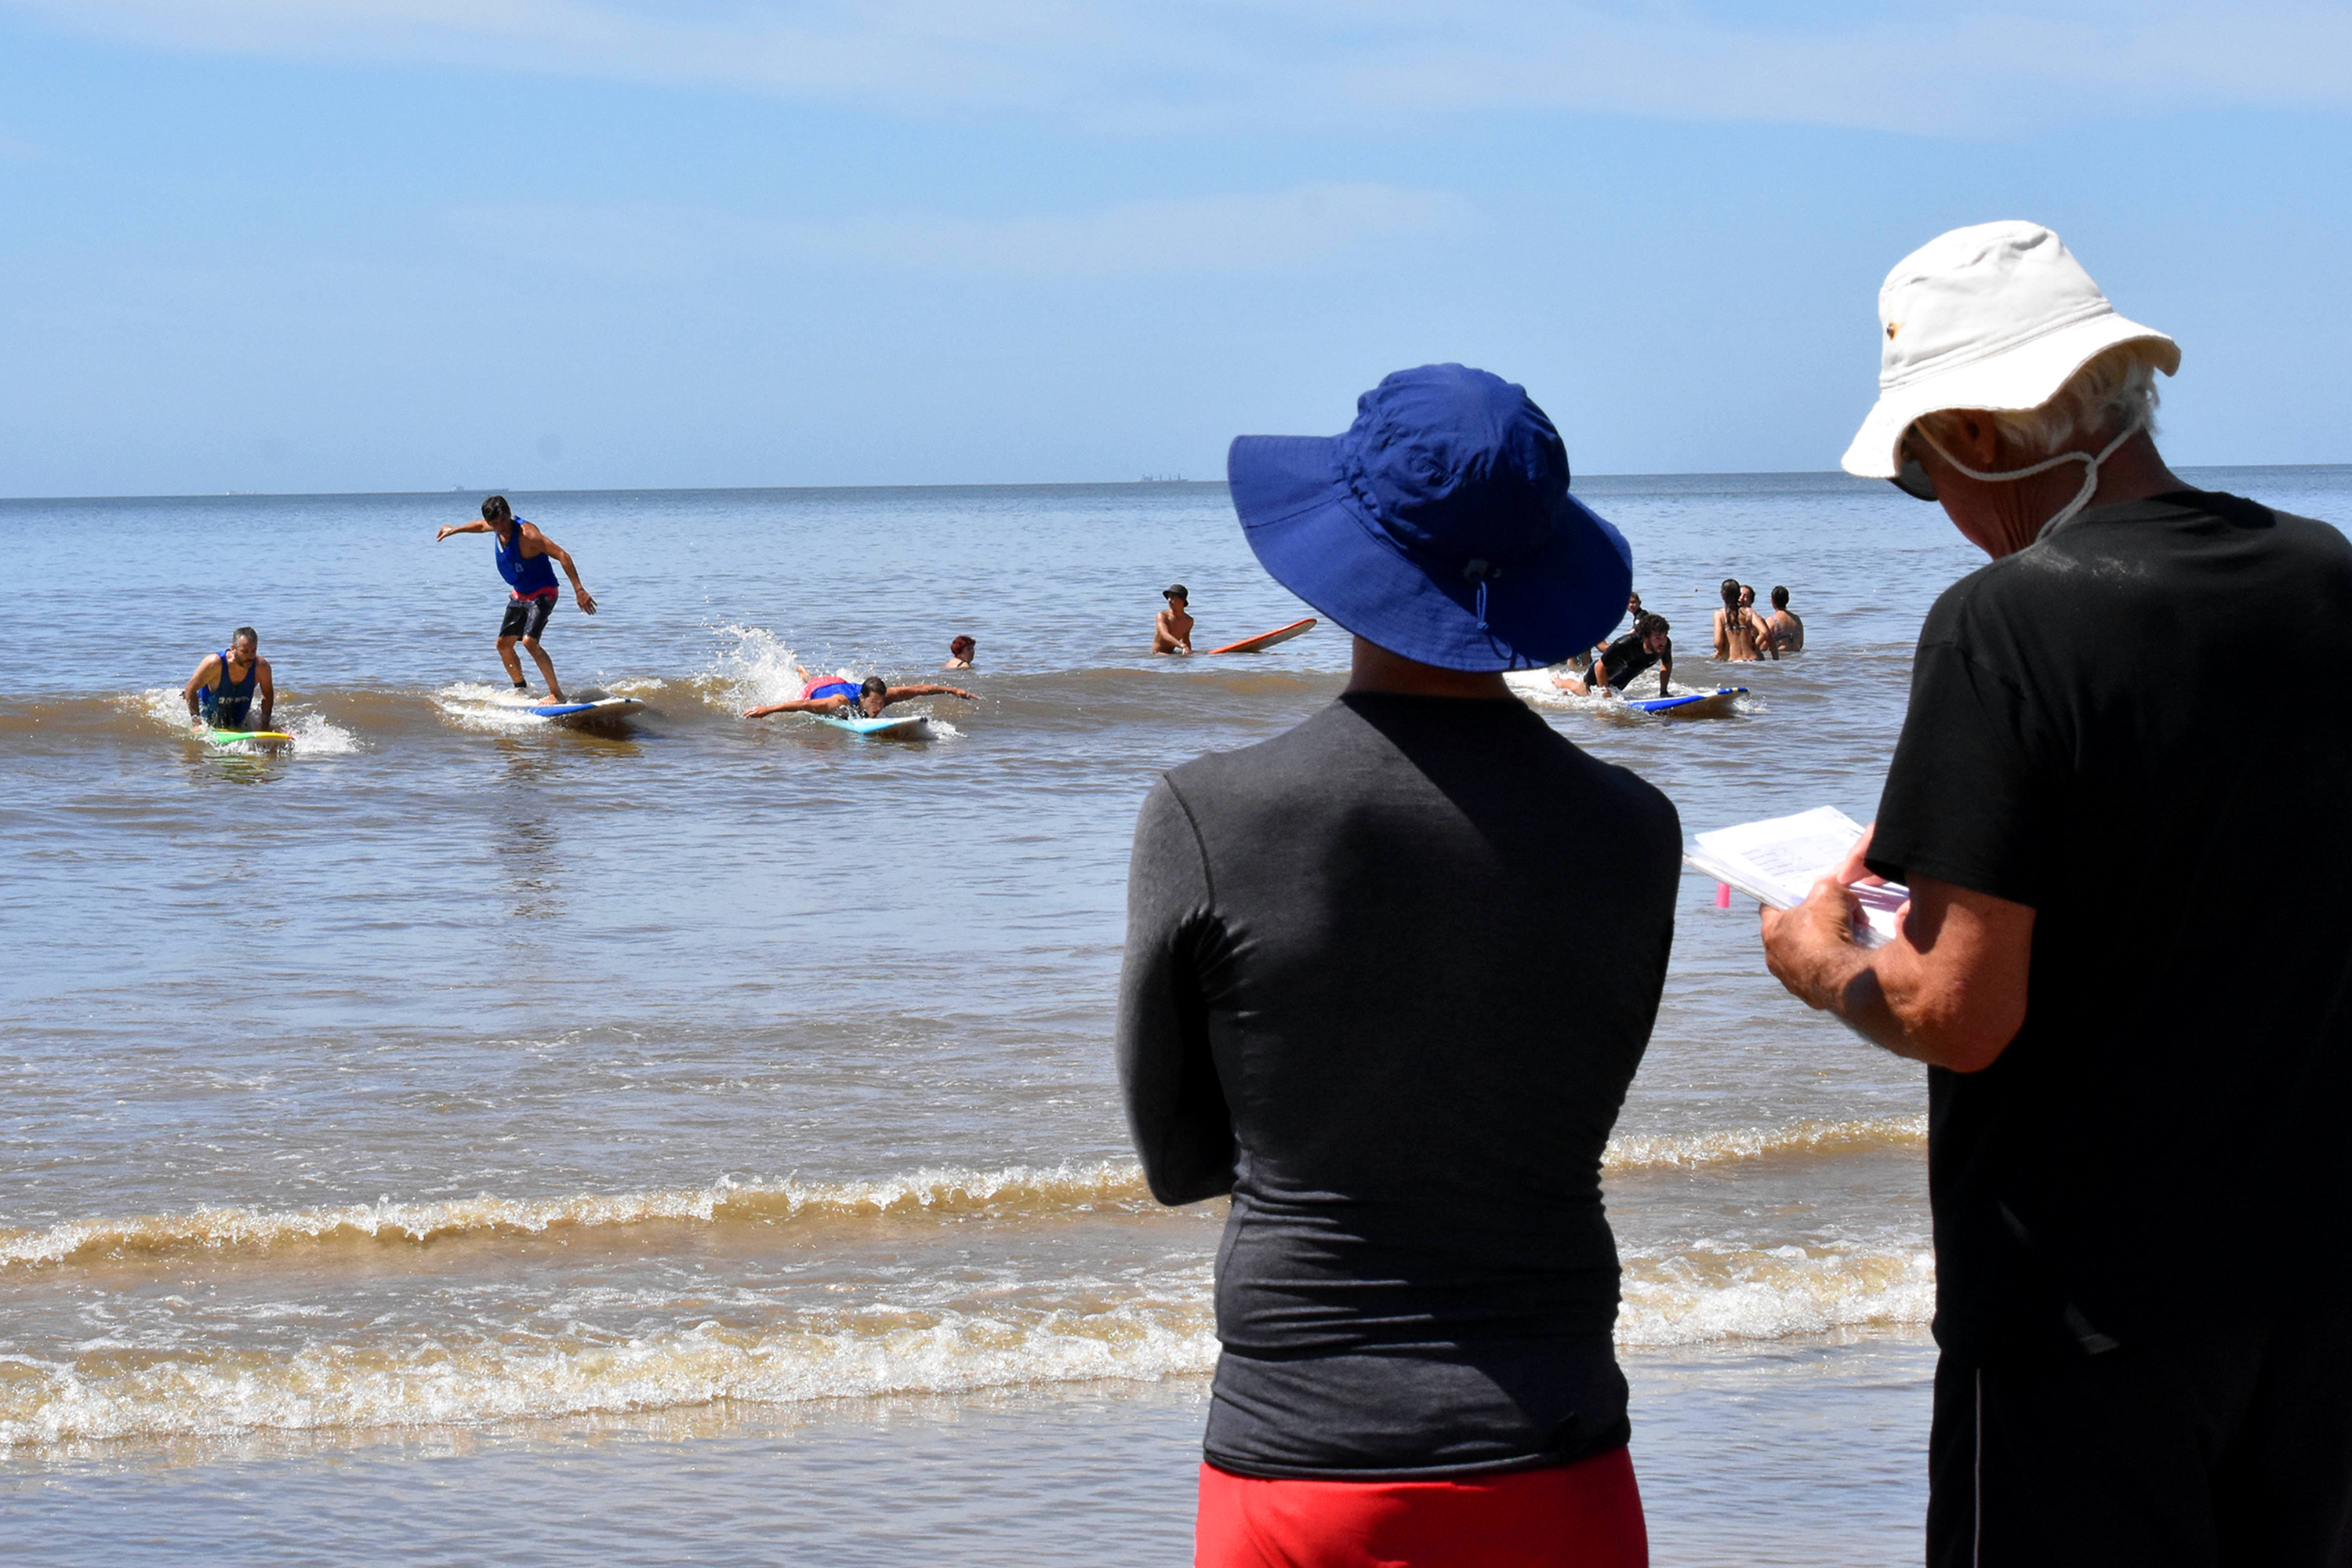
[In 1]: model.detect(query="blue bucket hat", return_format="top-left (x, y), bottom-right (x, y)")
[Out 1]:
top-left (1227, 364), bottom-right (1632, 672)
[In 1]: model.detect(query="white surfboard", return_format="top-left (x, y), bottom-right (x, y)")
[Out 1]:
top-left (813, 713), bottom-right (932, 741)
top-left (528, 696), bottom-right (647, 727)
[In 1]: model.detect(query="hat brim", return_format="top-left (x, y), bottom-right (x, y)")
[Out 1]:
top-left (1227, 435), bottom-right (1633, 672)
top-left (1841, 313), bottom-right (2180, 479)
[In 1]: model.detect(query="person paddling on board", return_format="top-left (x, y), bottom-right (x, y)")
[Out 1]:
top-left (1555, 613), bottom-right (1672, 698)
top-left (433, 495), bottom-right (597, 702)
top-left (1153, 585), bottom-right (1195, 655)
top-left (183, 626), bottom-right (274, 731)
top-left (743, 668), bottom-right (978, 720)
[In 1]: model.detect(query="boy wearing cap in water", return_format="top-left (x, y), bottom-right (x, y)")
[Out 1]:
top-left (1153, 585), bottom-right (1194, 655)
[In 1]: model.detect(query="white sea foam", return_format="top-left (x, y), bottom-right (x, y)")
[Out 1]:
top-left (0, 1296), bottom-right (1221, 1447)
top-left (0, 1239), bottom-right (1936, 1447)
top-left (706, 624), bottom-right (816, 711)
top-left (430, 681), bottom-right (557, 732)
top-left (279, 710), bottom-right (360, 755)
top-left (1603, 1115), bottom-right (1925, 1171)
top-left (1618, 1243), bottom-right (1936, 1345)
top-left (0, 1125), bottom-right (1925, 1272)
top-left (116, 687), bottom-right (358, 754)
top-left (0, 1162), bottom-right (1156, 1270)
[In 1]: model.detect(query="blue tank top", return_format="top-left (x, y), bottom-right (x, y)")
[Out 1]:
top-left (201, 648), bottom-right (258, 726)
top-left (494, 521), bottom-right (560, 597)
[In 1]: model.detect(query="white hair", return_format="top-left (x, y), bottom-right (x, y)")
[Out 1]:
top-left (1915, 340), bottom-right (2165, 464)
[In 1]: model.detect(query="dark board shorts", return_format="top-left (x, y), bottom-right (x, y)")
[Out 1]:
top-left (499, 593), bottom-right (557, 641)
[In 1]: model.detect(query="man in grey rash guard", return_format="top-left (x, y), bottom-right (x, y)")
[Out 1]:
top-left (1118, 365), bottom-right (1679, 1565)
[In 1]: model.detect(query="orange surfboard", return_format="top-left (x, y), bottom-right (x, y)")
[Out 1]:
top-left (1206, 617), bottom-right (1317, 655)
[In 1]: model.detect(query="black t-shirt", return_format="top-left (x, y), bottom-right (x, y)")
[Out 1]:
top-left (1117, 693), bottom-right (1680, 1477)
top-left (1596, 631), bottom-right (1664, 691)
top-left (1867, 490), bottom-right (2352, 1362)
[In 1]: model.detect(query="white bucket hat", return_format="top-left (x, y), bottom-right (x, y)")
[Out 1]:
top-left (1841, 221), bottom-right (2179, 486)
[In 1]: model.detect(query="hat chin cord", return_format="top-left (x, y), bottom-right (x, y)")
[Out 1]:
top-left (1913, 415), bottom-right (2143, 539)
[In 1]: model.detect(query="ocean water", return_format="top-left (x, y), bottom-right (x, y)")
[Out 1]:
top-left (2, 467), bottom-right (2344, 1563)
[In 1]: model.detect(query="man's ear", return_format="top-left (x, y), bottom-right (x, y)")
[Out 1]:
top-left (1952, 413), bottom-right (2003, 469)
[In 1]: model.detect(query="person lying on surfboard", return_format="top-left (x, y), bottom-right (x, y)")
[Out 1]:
top-left (1553, 613), bottom-right (1672, 699)
top-left (183, 626), bottom-right (275, 732)
top-left (742, 669), bottom-right (978, 721)
top-left (1154, 585), bottom-right (1195, 655)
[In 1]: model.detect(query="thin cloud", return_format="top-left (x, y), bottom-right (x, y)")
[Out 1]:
top-left (8, 2), bottom-right (2350, 135)
top-left (473, 183), bottom-right (1465, 278)
top-left (827, 184), bottom-right (1467, 275)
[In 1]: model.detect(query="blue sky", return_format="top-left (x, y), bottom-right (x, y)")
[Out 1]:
top-left (2, 2), bottom-right (2348, 495)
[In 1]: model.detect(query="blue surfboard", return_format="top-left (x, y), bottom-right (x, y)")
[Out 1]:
top-left (1627, 687), bottom-right (1745, 717)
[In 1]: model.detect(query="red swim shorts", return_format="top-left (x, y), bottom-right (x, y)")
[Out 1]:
top-left (1195, 1446), bottom-right (1647, 1568)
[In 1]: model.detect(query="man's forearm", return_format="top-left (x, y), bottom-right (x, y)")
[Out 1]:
top-left (1762, 876), bottom-right (2033, 1073)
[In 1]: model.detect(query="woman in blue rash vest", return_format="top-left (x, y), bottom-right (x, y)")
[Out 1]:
top-left (432, 495), bottom-right (598, 702)
top-left (1118, 365), bottom-right (1677, 1566)
top-left (181, 626), bottom-right (274, 731)
top-left (741, 666), bottom-right (977, 720)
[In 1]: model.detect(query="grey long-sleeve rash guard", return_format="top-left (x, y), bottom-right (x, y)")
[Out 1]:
top-left (1116, 691), bottom-right (1680, 1479)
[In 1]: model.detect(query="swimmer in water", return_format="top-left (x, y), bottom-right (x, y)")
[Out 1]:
top-left (183, 626), bottom-right (274, 731)
top-left (743, 667), bottom-right (978, 720)
top-left (1566, 590), bottom-right (1642, 673)
top-left (1154, 585), bottom-right (1195, 655)
top-left (1762, 586), bottom-right (1804, 654)
top-left (1713, 577), bottom-right (1777, 662)
top-left (946, 635), bottom-right (976, 670)
top-left (1555, 614), bottom-right (1672, 698)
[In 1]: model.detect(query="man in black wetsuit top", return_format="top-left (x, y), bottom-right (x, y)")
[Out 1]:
top-left (1119, 365), bottom-right (1678, 1566)
top-left (1555, 612), bottom-right (1671, 698)
top-left (181, 626), bottom-right (274, 731)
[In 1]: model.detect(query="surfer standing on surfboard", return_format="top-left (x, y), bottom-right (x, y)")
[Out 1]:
top-left (182, 626), bottom-right (274, 731)
top-left (1153, 585), bottom-right (1195, 655)
top-left (743, 667), bottom-right (977, 720)
top-left (433, 495), bottom-right (597, 703)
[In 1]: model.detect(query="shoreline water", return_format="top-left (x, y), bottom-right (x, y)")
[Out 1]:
top-left (6, 466), bottom-right (2345, 1559)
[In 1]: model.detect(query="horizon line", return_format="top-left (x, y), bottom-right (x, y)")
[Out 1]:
top-left (6, 460), bottom-right (2349, 507)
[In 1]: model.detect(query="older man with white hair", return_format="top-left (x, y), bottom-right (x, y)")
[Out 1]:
top-left (1761, 222), bottom-right (2352, 1566)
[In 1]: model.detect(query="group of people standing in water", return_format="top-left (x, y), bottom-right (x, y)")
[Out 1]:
top-left (1550, 579), bottom-right (1806, 699)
